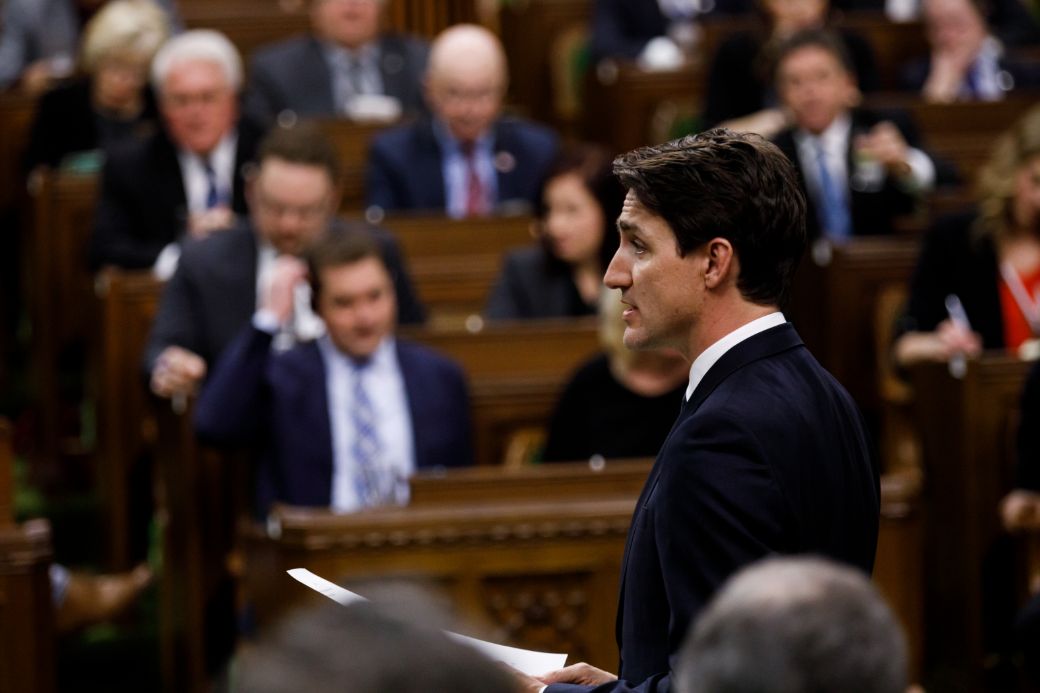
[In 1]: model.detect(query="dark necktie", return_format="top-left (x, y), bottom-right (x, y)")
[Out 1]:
top-left (813, 141), bottom-right (851, 240)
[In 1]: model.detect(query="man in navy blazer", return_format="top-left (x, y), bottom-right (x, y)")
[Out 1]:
top-left (516, 131), bottom-right (878, 692)
top-left (242, 0), bottom-right (428, 125)
top-left (365, 24), bottom-right (558, 217)
top-left (194, 230), bottom-right (472, 515)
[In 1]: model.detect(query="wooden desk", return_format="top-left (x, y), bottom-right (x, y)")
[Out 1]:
top-left (909, 356), bottom-right (1033, 687)
top-left (0, 91), bottom-right (36, 210)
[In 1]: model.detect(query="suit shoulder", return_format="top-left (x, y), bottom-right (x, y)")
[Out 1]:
top-left (251, 35), bottom-right (316, 68)
top-left (397, 339), bottom-right (465, 378)
top-left (380, 32), bottom-right (430, 61)
top-left (499, 117), bottom-right (558, 149)
top-left (179, 223), bottom-right (254, 267)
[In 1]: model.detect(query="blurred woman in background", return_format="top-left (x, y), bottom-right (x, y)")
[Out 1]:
top-left (24, 0), bottom-right (169, 173)
top-left (894, 104), bottom-right (1040, 367)
top-left (485, 143), bottom-right (623, 320)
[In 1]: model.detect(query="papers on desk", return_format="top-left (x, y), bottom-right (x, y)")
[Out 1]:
top-left (287, 568), bottom-right (568, 676)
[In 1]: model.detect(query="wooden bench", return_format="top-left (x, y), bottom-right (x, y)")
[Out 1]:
top-left (26, 171), bottom-right (98, 465)
top-left (908, 356), bottom-right (1034, 687)
top-left (0, 418), bottom-right (56, 693)
top-left (238, 460), bottom-right (924, 680)
top-left (385, 214), bottom-right (535, 326)
top-left (315, 118), bottom-right (398, 212)
top-left (93, 269), bottom-right (164, 569)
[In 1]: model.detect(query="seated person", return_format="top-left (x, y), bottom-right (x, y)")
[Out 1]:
top-left (540, 289), bottom-right (688, 463)
top-left (24, 0), bottom-right (169, 173)
top-left (89, 29), bottom-right (261, 276)
top-left (0, 0), bottom-right (180, 94)
top-left (365, 24), bottom-right (558, 218)
top-left (894, 104), bottom-right (1040, 367)
top-left (589, 0), bottom-right (754, 67)
top-left (146, 123), bottom-right (424, 401)
top-left (194, 231), bottom-right (473, 514)
top-left (674, 556), bottom-right (909, 693)
top-left (770, 30), bottom-right (937, 242)
top-left (702, 0), bottom-right (879, 137)
top-left (902, 0), bottom-right (1040, 103)
top-left (243, 0), bottom-right (428, 126)
top-left (485, 143), bottom-right (622, 320)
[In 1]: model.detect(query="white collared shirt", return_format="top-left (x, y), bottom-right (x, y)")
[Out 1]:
top-left (177, 132), bottom-right (238, 215)
top-left (432, 119), bottom-right (497, 219)
top-left (318, 335), bottom-right (415, 513)
top-left (684, 312), bottom-right (787, 402)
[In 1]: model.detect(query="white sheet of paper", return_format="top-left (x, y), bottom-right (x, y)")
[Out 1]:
top-left (287, 568), bottom-right (568, 675)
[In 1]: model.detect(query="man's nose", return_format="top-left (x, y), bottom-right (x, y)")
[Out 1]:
top-left (603, 250), bottom-right (629, 289)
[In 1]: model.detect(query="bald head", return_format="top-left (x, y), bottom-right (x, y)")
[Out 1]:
top-left (424, 24), bottom-right (507, 144)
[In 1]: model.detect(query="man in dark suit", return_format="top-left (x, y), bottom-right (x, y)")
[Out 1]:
top-left (194, 230), bottom-right (472, 514)
top-left (365, 24), bottom-right (558, 217)
top-left (146, 122), bottom-right (424, 401)
top-left (515, 130), bottom-right (878, 692)
top-left (770, 30), bottom-right (940, 244)
top-left (242, 0), bottom-right (428, 126)
top-left (89, 29), bottom-right (259, 275)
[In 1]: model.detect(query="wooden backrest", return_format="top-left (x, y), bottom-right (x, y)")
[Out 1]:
top-left (313, 118), bottom-right (398, 212)
top-left (836, 14), bottom-right (925, 90)
top-left (867, 95), bottom-right (1039, 178)
top-left (908, 356), bottom-right (1032, 685)
top-left (384, 214), bottom-right (535, 324)
top-left (0, 91), bottom-right (37, 210)
top-left (403, 319), bottom-right (601, 463)
top-left (93, 269), bottom-right (164, 568)
top-left (0, 419), bottom-right (12, 528)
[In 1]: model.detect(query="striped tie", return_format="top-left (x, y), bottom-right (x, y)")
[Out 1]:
top-left (351, 361), bottom-right (387, 507)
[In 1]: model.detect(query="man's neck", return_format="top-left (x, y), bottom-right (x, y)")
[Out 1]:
top-left (686, 300), bottom-right (778, 362)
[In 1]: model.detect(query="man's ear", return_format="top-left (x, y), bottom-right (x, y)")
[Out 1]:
top-left (703, 238), bottom-right (735, 290)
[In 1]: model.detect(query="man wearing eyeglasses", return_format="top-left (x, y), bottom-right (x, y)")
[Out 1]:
top-left (146, 122), bottom-right (425, 401)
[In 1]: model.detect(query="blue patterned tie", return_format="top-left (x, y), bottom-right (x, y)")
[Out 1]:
top-left (203, 159), bottom-right (220, 209)
top-left (351, 361), bottom-right (386, 507)
top-left (814, 141), bottom-right (852, 240)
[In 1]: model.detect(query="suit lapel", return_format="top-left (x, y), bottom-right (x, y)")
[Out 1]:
top-left (417, 121), bottom-right (448, 209)
top-left (297, 343), bottom-right (336, 505)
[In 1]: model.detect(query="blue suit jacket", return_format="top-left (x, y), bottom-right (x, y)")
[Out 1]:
top-left (549, 323), bottom-right (879, 693)
top-left (194, 326), bottom-right (473, 513)
top-left (364, 116), bottom-right (558, 214)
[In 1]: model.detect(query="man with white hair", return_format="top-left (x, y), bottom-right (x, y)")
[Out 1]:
top-left (365, 23), bottom-right (558, 217)
top-left (243, 0), bottom-right (428, 125)
top-left (89, 29), bottom-right (262, 276)
top-left (674, 556), bottom-right (909, 693)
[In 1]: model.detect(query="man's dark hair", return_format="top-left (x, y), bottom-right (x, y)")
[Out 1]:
top-left (305, 229), bottom-right (389, 306)
top-left (234, 599), bottom-right (520, 693)
top-left (613, 129), bottom-right (806, 306)
top-left (256, 121), bottom-right (344, 186)
top-left (674, 556), bottom-right (908, 693)
top-left (772, 28), bottom-right (857, 84)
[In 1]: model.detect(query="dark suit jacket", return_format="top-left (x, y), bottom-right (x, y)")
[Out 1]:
top-left (365, 116), bottom-right (559, 214)
top-left (89, 120), bottom-right (261, 270)
top-left (242, 33), bottom-right (429, 126)
top-left (194, 326), bottom-right (473, 513)
top-left (589, 0), bottom-right (752, 62)
top-left (900, 53), bottom-right (1040, 96)
top-left (895, 209), bottom-right (1005, 350)
top-left (548, 323), bottom-right (879, 693)
top-left (772, 108), bottom-right (929, 240)
top-left (702, 28), bottom-right (879, 127)
top-left (484, 246), bottom-right (596, 320)
top-left (24, 77), bottom-right (159, 172)
top-left (143, 217), bottom-right (426, 372)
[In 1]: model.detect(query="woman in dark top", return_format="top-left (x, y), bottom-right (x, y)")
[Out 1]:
top-left (894, 104), bottom-right (1040, 367)
top-left (701, 0), bottom-right (878, 137)
top-left (541, 290), bottom-right (689, 463)
top-left (24, 0), bottom-right (168, 173)
top-left (484, 143), bottom-right (624, 320)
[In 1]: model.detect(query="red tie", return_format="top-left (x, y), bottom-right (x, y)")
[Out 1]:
top-left (463, 146), bottom-right (486, 217)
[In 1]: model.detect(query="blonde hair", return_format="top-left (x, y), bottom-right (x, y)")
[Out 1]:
top-left (80, 0), bottom-right (169, 75)
top-left (975, 104), bottom-right (1040, 240)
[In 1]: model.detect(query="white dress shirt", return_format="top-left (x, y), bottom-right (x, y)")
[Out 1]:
top-left (318, 335), bottom-right (415, 513)
top-left (685, 312), bottom-right (788, 402)
top-left (432, 119), bottom-right (497, 219)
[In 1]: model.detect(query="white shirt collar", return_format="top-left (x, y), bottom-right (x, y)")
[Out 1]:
top-left (317, 332), bottom-right (395, 370)
top-left (684, 312), bottom-right (787, 402)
